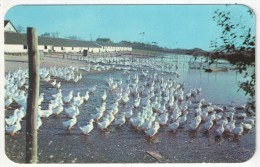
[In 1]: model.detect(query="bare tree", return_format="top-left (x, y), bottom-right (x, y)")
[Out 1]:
top-left (16, 25), bottom-right (25, 33)
top-left (51, 31), bottom-right (60, 38)
top-left (66, 35), bottom-right (81, 40)
top-left (41, 32), bottom-right (51, 37)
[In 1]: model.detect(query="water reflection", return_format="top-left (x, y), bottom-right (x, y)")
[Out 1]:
top-left (214, 136), bottom-right (222, 144)
top-left (202, 131), bottom-right (211, 146)
top-left (188, 130), bottom-right (198, 139)
top-left (162, 54), bottom-right (251, 104)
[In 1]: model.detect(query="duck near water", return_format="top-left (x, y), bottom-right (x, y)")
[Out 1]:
top-left (80, 119), bottom-right (95, 135)
top-left (145, 121), bottom-right (160, 138)
top-left (63, 116), bottom-right (77, 130)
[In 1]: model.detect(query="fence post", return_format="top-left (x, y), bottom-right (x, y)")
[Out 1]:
top-left (25, 27), bottom-right (39, 163)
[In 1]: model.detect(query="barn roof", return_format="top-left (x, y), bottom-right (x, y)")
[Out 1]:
top-left (4, 20), bottom-right (18, 33)
top-left (4, 32), bottom-right (101, 48)
top-left (4, 20), bottom-right (10, 26)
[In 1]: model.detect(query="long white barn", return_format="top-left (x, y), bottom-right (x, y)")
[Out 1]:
top-left (94, 41), bottom-right (132, 52)
top-left (4, 20), bottom-right (132, 54)
top-left (4, 32), bottom-right (105, 54)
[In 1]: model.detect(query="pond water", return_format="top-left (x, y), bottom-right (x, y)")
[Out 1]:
top-left (5, 54), bottom-right (255, 163)
top-left (162, 54), bottom-right (251, 105)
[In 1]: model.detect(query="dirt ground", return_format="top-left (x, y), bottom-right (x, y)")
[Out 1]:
top-left (5, 54), bottom-right (87, 73)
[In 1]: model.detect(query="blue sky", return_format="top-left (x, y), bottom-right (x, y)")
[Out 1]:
top-left (5, 5), bottom-right (254, 50)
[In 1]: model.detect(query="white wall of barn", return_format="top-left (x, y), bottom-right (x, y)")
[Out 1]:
top-left (52, 46), bottom-right (79, 53)
top-left (91, 47), bottom-right (101, 53)
top-left (38, 45), bottom-right (52, 52)
top-left (4, 44), bottom-right (27, 53)
top-left (82, 47), bottom-right (102, 53)
top-left (103, 46), bottom-right (116, 52)
top-left (4, 44), bottom-right (132, 54)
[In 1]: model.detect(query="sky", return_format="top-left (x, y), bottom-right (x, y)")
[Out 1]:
top-left (4, 5), bottom-right (255, 50)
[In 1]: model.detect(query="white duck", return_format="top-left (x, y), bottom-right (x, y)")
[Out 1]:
top-left (79, 119), bottom-right (95, 135)
top-left (130, 114), bottom-right (145, 129)
top-left (140, 119), bottom-right (153, 131)
top-left (110, 83), bottom-right (118, 91)
top-left (112, 106), bottom-right (119, 115)
top-left (106, 76), bottom-right (113, 87)
top-left (17, 107), bottom-right (26, 120)
top-left (83, 91), bottom-right (90, 102)
top-left (101, 90), bottom-right (107, 101)
top-left (189, 115), bottom-right (201, 131)
top-left (43, 75), bottom-right (51, 82)
top-left (14, 92), bottom-right (27, 107)
top-left (52, 105), bottom-right (64, 116)
top-left (134, 97), bottom-right (141, 108)
top-left (171, 109), bottom-right (181, 122)
top-left (5, 119), bottom-right (22, 136)
top-left (73, 75), bottom-right (80, 83)
top-left (56, 82), bottom-right (61, 89)
top-left (168, 119), bottom-right (180, 132)
top-left (5, 109), bottom-right (19, 126)
top-left (63, 116), bottom-right (77, 130)
top-left (179, 112), bottom-right (188, 126)
top-left (243, 117), bottom-right (254, 125)
top-left (224, 117), bottom-right (236, 133)
top-left (106, 113), bottom-right (116, 123)
top-left (150, 113), bottom-right (158, 123)
top-left (158, 113), bottom-right (169, 126)
top-left (52, 89), bottom-right (62, 99)
top-left (67, 106), bottom-right (80, 118)
top-left (216, 116), bottom-right (228, 127)
top-left (97, 102), bottom-right (106, 113)
top-left (142, 69), bottom-right (148, 77)
top-left (200, 109), bottom-right (208, 122)
top-left (125, 107), bottom-right (133, 119)
top-left (88, 85), bottom-right (97, 94)
top-left (236, 112), bottom-right (247, 119)
top-left (215, 122), bottom-right (225, 136)
top-left (109, 101), bottom-right (119, 111)
top-left (37, 116), bottom-right (42, 130)
top-left (91, 108), bottom-right (104, 121)
top-left (242, 122), bottom-right (252, 131)
top-left (97, 117), bottom-right (111, 130)
top-left (73, 97), bottom-right (84, 107)
top-left (232, 123), bottom-right (244, 136)
top-left (73, 92), bottom-right (81, 102)
top-left (145, 121), bottom-right (160, 137)
top-left (38, 104), bottom-right (53, 118)
top-left (114, 114), bottom-right (126, 127)
top-left (63, 91), bottom-right (73, 103)
top-left (38, 93), bottom-right (45, 105)
top-left (121, 92), bottom-right (130, 104)
top-left (51, 79), bottom-right (56, 87)
top-left (203, 117), bottom-right (214, 131)
top-left (5, 97), bottom-right (13, 108)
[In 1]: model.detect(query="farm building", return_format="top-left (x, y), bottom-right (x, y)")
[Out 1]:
top-left (95, 41), bottom-right (132, 52)
top-left (4, 20), bottom-right (132, 54)
top-left (4, 32), bottom-right (102, 54)
top-left (4, 20), bottom-right (18, 33)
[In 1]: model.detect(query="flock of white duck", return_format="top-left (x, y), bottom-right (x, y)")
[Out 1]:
top-left (5, 56), bottom-right (255, 142)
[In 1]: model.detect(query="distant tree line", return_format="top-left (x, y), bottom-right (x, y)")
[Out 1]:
top-left (41, 32), bottom-right (60, 38)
